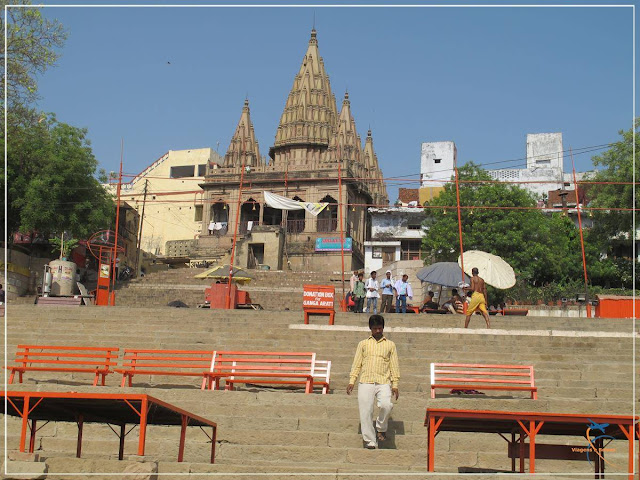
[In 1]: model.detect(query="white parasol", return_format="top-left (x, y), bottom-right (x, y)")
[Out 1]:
top-left (457, 250), bottom-right (516, 289)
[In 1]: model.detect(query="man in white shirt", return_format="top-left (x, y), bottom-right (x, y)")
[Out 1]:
top-left (349, 270), bottom-right (359, 293)
top-left (393, 274), bottom-right (413, 314)
top-left (365, 271), bottom-right (380, 315)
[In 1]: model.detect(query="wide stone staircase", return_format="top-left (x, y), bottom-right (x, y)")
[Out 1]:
top-left (2, 305), bottom-right (638, 479)
top-left (115, 268), bottom-right (351, 310)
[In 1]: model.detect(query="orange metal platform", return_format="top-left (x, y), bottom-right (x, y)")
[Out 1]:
top-left (425, 408), bottom-right (639, 479)
top-left (3, 391), bottom-right (217, 464)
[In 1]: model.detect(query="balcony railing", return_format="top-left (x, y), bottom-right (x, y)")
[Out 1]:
top-left (317, 218), bottom-right (338, 233)
top-left (239, 221), bottom-right (260, 235)
top-left (285, 218), bottom-right (306, 234)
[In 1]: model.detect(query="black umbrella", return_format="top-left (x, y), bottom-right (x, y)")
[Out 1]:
top-left (416, 262), bottom-right (470, 287)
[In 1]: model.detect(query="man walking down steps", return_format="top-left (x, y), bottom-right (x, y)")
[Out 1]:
top-left (347, 314), bottom-right (400, 449)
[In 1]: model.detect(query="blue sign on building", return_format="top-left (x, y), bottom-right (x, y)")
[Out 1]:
top-left (315, 237), bottom-right (353, 252)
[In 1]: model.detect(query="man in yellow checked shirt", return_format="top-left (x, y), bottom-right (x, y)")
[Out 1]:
top-left (464, 267), bottom-right (491, 329)
top-left (347, 315), bottom-right (400, 449)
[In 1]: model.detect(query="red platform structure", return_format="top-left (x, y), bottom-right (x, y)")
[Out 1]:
top-left (3, 391), bottom-right (217, 464)
top-left (204, 283), bottom-right (259, 310)
top-left (425, 408), bottom-right (639, 478)
top-left (303, 284), bottom-right (335, 325)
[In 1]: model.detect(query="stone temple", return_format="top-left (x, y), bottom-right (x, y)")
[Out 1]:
top-left (197, 29), bottom-right (388, 271)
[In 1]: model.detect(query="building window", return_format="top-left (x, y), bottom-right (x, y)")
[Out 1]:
top-left (170, 165), bottom-right (196, 178)
top-left (434, 158), bottom-right (441, 164)
top-left (401, 239), bottom-right (422, 261)
top-left (408, 224), bottom-right (422, 230)
top-left (197, 164), bottom-right (207, 176)
top-left (194, 205), bottom-right (203, 222)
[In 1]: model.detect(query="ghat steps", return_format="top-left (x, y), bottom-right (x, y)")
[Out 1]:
top-left (2, 305), bottom-right (637, 478)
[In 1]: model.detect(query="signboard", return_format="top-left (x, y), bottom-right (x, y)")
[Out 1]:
top-left (315, 237), bottom-right (352, 252)
top-left (303, 285), bottom-right (335, 309)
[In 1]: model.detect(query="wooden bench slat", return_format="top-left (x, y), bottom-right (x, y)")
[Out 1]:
top-left (434, 369), bottom-right (530, 377)
top-left (434, 384), bottom-right (537, 391)
top-left (123, 356), bottom-right (213, 362)
top-left (18, 345), bottom-right (118, 351)
top-left (114, 369), bottom-right (210, 376)
top-left (123, 349), bottom-right (215, 354)
top-left (15, 352), bottom-right (119, 359)
top-left (12, 367), bottom-right (111, 373)
top-left (120, 363), bottom-right (213, 369)
top-left (435, 377), bottom-right (534, 385)
top-left (13, 359), bottom-right (118, 366)
top-left (434, 363), bottom-right (531, 369)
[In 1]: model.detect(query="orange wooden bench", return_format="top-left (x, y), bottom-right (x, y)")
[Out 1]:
top-left (206, 351), bottom-right (331, 394)
top-left (430, 363), bottom-right (537, 399)
top-left (114, 349), bottom-right (215, 388)
top-left (7, 345), bottom-right (119, 386)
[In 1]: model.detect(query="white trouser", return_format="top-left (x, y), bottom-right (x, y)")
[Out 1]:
top-left (357, 383), bottom-right (393, 446)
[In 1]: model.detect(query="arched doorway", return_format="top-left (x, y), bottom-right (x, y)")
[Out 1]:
top-left (208, 201), bottom-right (229, 236)
top-left (240, 198), bottom-right (260, 234)
top-left (210, 202), bottom-right (229, 223)
top-left (317, 195), bottom-right (337, 232)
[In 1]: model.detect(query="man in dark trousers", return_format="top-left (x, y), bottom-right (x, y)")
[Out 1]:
top-left (347, 315), bottom-right (400, 449)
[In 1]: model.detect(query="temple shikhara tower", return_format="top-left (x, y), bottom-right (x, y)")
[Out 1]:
top-left (199, 29), bottom-right (388, 271)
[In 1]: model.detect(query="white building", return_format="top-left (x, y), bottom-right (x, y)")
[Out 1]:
top-left (420, 141), bottom-right (457, 188)
top-left (364, 207), bottom-right (425, 273)
top-left (418, 133), bottom-right (589, 201)
top-left (488, 133), bottom-right (565, 198)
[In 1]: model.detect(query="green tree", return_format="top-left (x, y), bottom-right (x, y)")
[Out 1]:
top-left (584, 121), bottom-right (639, 288)
top-left (5, 114), bottom-right (115, 238)
top-left (422, 163), bottom-right (584, 287)
top-left (1, 0), bottom-right (66, 123)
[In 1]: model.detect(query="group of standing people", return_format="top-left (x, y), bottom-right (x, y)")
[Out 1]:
top-left (349, 270), bottom-right (414, 314)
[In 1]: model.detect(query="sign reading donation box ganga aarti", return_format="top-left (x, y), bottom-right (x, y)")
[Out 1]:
top-left (315, 237), bottom-right (352, 252)
top-left (303, 285), bottom-right (335, 325)
top-left (303, 285), bottom-right (335, 309)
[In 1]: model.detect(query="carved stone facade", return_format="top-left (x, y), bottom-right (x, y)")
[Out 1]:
top-left (199, 29), bottom-right (387, 271)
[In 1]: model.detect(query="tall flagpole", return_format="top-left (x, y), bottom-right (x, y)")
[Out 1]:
top-left (338, 161), bottom-right (345, 310)
top-left (227, 130), bottom-right (246, 309)
top-left (111, 139), bottom-right (124, 304)
top-left (454, 156), bottom-right (466, 313)
top-left (570, 147), bottom-right (591, 318)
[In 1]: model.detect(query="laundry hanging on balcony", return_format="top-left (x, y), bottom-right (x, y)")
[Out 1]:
top-left (263, 191), bottom-right (329, 216)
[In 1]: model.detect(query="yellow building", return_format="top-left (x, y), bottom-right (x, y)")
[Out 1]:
top-left (109, 148), bottom-right (222, 256)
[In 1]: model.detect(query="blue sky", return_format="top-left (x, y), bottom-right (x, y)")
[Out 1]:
top-left (33, 3), bottom-right (634, 203)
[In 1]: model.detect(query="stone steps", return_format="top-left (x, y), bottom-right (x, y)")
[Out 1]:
top-left (3, 305), bottom-right (638, 477)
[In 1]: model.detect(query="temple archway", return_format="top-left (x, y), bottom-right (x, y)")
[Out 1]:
top-left (317, 195), bottom-right (337, 232)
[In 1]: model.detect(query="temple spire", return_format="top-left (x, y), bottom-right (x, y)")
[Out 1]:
top-left (363, 128), bottom-right (388, 205)
top-left (224, 98), bottom-right (262, 167)
top-left (269, 28), bottom-right (338, 164)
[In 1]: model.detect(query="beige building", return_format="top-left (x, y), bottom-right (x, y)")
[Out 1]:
top-left (110, 148), bottom-right (223, 256)
top-left (198, 29), bottom-right (388, 272)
